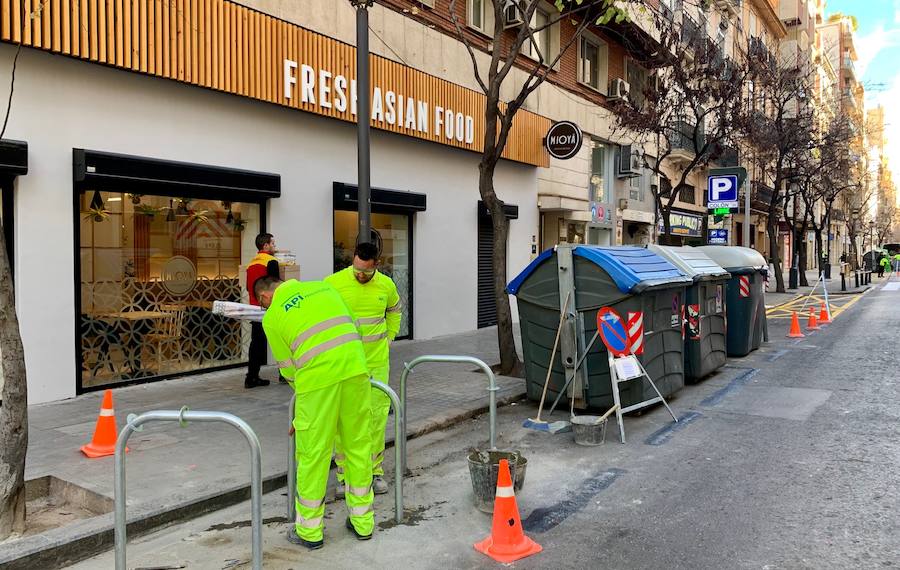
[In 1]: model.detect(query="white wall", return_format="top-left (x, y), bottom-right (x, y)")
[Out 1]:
top-left (1, 45), bottom-right (537, 403)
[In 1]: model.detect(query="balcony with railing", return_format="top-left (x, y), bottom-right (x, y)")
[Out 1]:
top-left (710, 142), bottom-right (739, 167)
top-left (681, 14), bottom-right (704, 49)
top-left (714, 0), bottom-right (741, 17)
top-left (667, 119), bottom-right (705, 164)
top-left (843, 53), bottom-right (856, 77)
top-left (749, 181), bottom-right (776, 213)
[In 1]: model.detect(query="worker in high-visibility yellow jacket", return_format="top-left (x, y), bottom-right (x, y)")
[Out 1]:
top-left (326, 242), bottom-right (401, 496)
top-left (255, 276), bottom-right (374, 550)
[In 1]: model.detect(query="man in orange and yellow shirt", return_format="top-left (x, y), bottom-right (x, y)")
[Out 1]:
top-left (245, 232), bottom-right (280, 388)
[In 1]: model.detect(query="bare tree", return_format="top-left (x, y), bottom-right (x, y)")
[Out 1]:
top-left (739, 52), bottom-right (816, 292)
top-left (447, 0), bottom-right (631, 375)
top-left (611, 7), bottom-right (750, 243)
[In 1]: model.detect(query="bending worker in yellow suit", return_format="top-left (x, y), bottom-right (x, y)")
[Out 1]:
top-left (326, 242), bottom-right (401, 496)
top-left (255, 275), bottom-right (375, 549)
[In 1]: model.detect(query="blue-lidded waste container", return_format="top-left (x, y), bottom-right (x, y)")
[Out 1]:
top-left (696, 246), bottom-right (768, 357)
top-left (648, 245), bottom-right (730, 382)
top-left (507, 245), bottom-right (692, 411)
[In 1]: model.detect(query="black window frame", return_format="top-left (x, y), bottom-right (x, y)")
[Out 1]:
top-left (73, 149), bottom-right (279, 395)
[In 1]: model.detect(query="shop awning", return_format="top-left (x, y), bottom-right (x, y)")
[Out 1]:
top-left (73, 149), bottom-right (280, 202)
top-left (0, 139), bottom-right (28, 177)
top-left (333, 182), bottom-right (426, 214)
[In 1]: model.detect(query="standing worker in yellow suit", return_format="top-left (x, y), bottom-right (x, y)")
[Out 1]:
top-left (255, 275), bottom-right (375, 550)
top-left (326, 242), bottom-right (402, 496)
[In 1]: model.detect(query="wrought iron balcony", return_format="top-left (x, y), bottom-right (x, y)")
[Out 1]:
top-left (750, 181), bottom-right (775, 213)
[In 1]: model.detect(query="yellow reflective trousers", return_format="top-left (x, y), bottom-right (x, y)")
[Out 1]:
top-left (294, 374), bottom-right (374, 541)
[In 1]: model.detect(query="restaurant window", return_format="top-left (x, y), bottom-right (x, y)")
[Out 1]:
top-left (334, 211), bottom-right (412, 339)
top-left (78, 191), bottom-right (262, 388)
top-left (579, 34), bottom-right (608, 93)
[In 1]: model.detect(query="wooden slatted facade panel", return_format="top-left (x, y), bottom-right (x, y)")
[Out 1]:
top-left (0, 0), bottom-right (549, 167)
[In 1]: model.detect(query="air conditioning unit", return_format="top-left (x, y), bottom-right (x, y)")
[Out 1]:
top-left (503, 0), bottom-right (525, 29)
top-left (618, 198), bottom-right (629, 211)
top-left (617, 144), bottom-right (641, 178)
top-left (608, 78), bottom-right (631, 102)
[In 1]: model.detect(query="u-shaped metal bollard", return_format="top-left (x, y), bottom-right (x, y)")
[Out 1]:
top-left (286, 379), bottom-right (404, 525)
top-left (115, 410), bottom-right (263, 570)
top-left (398, 355), bottom-right (499, 475)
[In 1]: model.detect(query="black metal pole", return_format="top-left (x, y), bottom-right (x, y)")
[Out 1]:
top-left (354, 1), bottom-right (372, 246)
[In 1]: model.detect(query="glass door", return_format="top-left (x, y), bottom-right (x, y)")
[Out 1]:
top-left (334, 210), bottom-right (412, 339)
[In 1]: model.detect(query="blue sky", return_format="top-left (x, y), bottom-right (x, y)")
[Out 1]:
top-left (825, 0), bottom-right (899, 170)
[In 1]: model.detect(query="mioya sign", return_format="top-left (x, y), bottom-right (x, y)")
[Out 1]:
top-left (544, 121), bottom-right (583, 160)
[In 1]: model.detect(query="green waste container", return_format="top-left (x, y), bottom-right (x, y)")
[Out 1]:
top-left (648, 245), bottom-right (730, 382)
top-left (696, 246), bottom-right (768, 357)
top-left (507, 245), bottom-right (692, 411)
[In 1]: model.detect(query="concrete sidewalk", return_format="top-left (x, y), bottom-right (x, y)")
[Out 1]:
top-left (2, 327), bottom-right (525, 568)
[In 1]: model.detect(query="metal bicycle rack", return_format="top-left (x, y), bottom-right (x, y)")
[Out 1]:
top-left (287, 379), bottom-right (404, 524)
top-left (399, 355), bottom-right (498, 474)
top-left (115, 408), bottom-right (263, 570)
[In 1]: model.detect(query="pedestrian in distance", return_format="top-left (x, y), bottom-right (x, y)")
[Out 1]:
top-left (326, 242), bottom-right (402, 496)
top-left (878, 254), bottom-right (889, 278)
top-left (254, 275), bottom-right (375, 550)
top-left (244, 232), bottom-right (287, 389)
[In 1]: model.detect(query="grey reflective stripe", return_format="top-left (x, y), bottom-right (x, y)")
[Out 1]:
top-left (290, 315), bottom-right (355, 352)
top-left (297, 496), bottom-right (324, 509)
top-left (277, 359), bottom-right (294, 369)
top-left (357, 316), bottom-right (385, 325)
top-left (386, 301), bottom-right (402, 313)
top-left (294, 332), bottom-right (361, 368)
top-left (349, 504), bottom-right (374, 516)
top-left (348, 485), bottom-right (372, 497)
top-left (361, 332), bottom-right (387, 343)
top-left (295, 513), bottom-right (324, 528)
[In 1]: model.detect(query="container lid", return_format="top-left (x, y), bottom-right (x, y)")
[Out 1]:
top-left (507, 245), bottom-right (690, 295)
top-left (647, 245), bottom-right (731, 282)
top-left (695, 245), bottom-right (768, 274)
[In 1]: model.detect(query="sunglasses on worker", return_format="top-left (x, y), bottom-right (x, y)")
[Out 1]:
top-left (353, 266), bottom-right (376, 277)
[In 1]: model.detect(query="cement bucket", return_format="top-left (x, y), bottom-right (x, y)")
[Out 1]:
top-left (467, 450), bottom-right (527, 513)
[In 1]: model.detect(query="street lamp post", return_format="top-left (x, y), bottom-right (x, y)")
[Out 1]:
top-left (351, 0), bottom-right (374, 246)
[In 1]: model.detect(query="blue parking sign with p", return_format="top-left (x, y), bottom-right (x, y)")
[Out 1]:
top-left (707, 175), bottom-right (738, 208)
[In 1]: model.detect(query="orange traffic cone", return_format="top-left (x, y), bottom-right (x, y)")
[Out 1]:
top-left (819, 303), bottom-right (831, 324)
top-left (807, 307), bottom-right (819, 330)
top-left (80, 389), bottom-right (127, 458)
top-left (474, 459), bottom-right (542, 563)
top-left (787, 311), bottom-right (805, 338)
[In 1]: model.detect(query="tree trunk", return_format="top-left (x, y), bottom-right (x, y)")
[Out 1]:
top-left (0, 221), bottom-right (28, 540)
top-left (814, 227), bottom-right (824, 273)
top-left (768, 218), bottom-right (785, 293)
top-left (798, 217), bottom-right (810, 287)
top-left (479, 157), bottom-right (522, 377)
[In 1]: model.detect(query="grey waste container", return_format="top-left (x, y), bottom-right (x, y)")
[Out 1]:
top-left (696, 246), bottom-right (768, 357)
top-left (648, 245), bottom-right (730, 382)
top-left (507, 245), bottom-right (692, 411)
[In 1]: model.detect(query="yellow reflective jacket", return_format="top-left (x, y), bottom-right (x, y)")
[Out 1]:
top-left (325, 267), bottom-right (401, 368)
top-left (262, 279), bottom-right (368, 393)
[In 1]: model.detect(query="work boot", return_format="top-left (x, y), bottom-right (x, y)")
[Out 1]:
top-left (345, 517), bottom-right (373, 541)
top-left (373, 475), bottom-right (388, 495)
top-left (244, 377), bottom-right (270, 389)
top-left (286, 529), bottom-right (324, 550)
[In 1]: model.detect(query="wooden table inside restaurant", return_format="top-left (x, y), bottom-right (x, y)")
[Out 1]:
top-left (93, 311), bottom-right (170, 321)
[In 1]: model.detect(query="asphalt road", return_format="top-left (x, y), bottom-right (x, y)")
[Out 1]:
top-left (70, 281), bottom-right (900, 569)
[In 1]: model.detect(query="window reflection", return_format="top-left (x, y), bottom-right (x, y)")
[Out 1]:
top-left (79, 191), bottom-right (260, 387)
